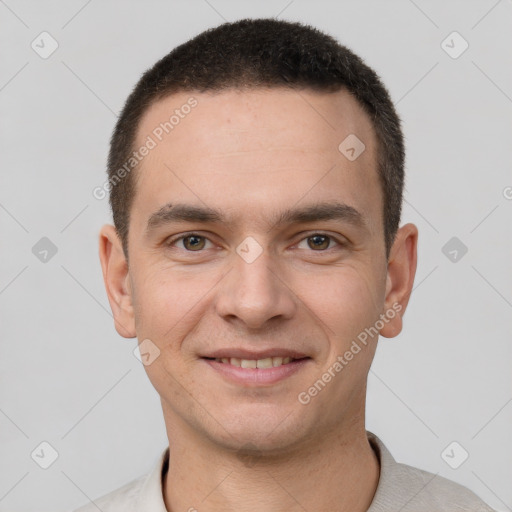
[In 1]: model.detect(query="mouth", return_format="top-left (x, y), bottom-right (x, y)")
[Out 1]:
top-left (201, 353), bottom-right (312, 386)
top-left (204, 356), bottom-right (308, 368)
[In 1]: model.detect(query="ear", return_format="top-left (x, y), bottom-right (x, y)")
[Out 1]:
top-left (379, 223), bottom-right (418, 339)
top-left (98, 224), bottom-right (136, 338)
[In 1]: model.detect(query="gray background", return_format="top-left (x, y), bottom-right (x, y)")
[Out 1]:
top-left (1, 0), bottom-right (511, 510)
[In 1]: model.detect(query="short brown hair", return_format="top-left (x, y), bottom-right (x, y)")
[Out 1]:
top-left (108, 18), bottom-right (404, 259)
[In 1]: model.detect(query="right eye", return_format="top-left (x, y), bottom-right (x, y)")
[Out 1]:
top-left (166, 233), bottom-right (214, 252)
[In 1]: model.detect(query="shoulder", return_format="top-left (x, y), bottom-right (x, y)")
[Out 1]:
top-left (390, 460), bottom-right (495, 511)
top-left (367, 431), bottom-right (495, 512)
top-left (72, 475), bottom-right (146, 512)
top-left (71, 448), bottom-right (169, 512)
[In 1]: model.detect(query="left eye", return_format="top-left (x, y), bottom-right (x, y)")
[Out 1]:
top-left (297, 234), bottom-right (341, 251)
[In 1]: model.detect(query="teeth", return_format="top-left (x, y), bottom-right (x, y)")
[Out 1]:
top-left (256, 358), bottom-right (273, 369)
top-left (214, 356), bottom-right (297, 368)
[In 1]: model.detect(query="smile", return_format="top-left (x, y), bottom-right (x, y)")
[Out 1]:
top-left (212, 356), bottom-right (298, 368)
top-left (203, 356), bottom-right (311, 385)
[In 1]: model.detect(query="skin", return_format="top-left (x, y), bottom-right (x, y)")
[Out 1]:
top-left (99, 88), bottom-right (418, 512)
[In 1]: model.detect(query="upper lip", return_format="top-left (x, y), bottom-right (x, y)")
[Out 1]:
top-left (202, 349), bottom-right (309, 360)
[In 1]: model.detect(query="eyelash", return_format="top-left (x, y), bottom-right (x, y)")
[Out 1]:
top-left (165, 232), bottom-right (346, 253)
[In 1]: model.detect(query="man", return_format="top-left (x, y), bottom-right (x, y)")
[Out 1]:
top-left (77, 18), bottom-right (495, 512)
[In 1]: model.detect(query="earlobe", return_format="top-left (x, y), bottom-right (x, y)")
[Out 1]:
top-left (98, 224), bottom-right (136, 338)
top-left (379, 223), bottom-right (418, 339)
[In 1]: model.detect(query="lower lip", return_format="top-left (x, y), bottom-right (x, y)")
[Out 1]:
top-left (203, 358), bottom-right (311, 385)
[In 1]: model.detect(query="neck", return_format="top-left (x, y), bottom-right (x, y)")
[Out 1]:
top-left (162, 418), bottom-right (380, 512)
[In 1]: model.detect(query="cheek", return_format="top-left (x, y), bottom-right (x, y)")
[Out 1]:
top-left (294, 263), bottom-right (385, 344)
top-left (131, 267), bottom-right (216, 348)
top-left (131, 272), bottom-right (204, 387)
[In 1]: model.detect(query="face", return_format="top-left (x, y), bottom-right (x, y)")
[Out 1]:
top-left (100, 88), bottom-right (417, 453)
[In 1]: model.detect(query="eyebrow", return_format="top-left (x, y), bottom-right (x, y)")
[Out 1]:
top-left (145, 201), bottom-right (367, 234)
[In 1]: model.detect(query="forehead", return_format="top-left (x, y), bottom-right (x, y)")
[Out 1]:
top-left (131, 87), bottom-right (382, 235)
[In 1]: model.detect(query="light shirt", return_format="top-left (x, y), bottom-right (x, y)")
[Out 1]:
top-left (73, 431), bottom-right (495, 511)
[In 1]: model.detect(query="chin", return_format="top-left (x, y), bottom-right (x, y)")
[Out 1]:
top-left (206, 405), bottom-right (308, 452)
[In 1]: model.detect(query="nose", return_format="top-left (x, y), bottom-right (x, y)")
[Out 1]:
top-left (215, 246), bottom-right (297, 330)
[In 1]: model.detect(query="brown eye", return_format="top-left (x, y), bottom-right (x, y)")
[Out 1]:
top-left (182, 235), bottom-right (206, 251)
top-left (166, 233), bottom-right (215, 253)
top-left (307, 234), bottom-right (331, 250)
